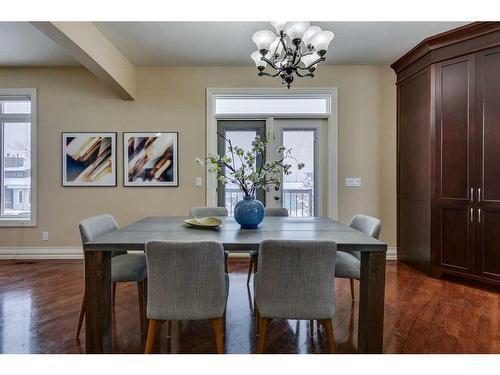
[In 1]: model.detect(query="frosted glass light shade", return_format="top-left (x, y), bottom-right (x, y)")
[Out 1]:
top-left (268, 37), bottom-right (284, 57)
top-left (251, 51), bottom-right (267, 68)
top-left (302, 26), bottom-right (321, 47)
top-left (271, 21), bottom-right (288, 34)
top-left (284, 21), bottom-right (310, 41)
top-left (310, 31), bottom-right (334, 54)
top-left (301, 52), bottom-right (321, 69)
top-left (252, 30), bottom-right (276, 53)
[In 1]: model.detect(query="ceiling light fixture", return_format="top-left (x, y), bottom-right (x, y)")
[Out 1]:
top-left (251, 22), bottom-right (334, 88)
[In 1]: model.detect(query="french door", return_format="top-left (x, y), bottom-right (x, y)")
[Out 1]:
top-left (216, 118), bottom-right (326, 217)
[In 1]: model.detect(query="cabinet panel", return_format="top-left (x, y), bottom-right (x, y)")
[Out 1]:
top-left (477, 209), bottom-right (500, 278)
top-left (477, 48), bottom-right (500, 203)
top-left (440, 207), bottom-right (472, 271)
top-left (437, 58), bottom-right (472, 201)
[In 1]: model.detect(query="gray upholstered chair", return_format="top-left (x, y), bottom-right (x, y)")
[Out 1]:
top-left (75, 214), bottom-right (147, 338)
top-left (335, 214), bottom-right (381, 300)
top-left (144, 240), bottom-right (229, 354)
top-left (254, 239), bottom-right (337, 353)
top-left (247, 207), bottom-right (289, 285)
top-left (189, 207), bottom-right (229, 272)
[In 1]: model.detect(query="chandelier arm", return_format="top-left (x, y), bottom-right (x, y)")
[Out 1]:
top-left (261, 56), bottom-right (280, 70)
top-left (258, 71), bottom-right (282, 78)
top-left (302, 57), bottom-right (326, 71)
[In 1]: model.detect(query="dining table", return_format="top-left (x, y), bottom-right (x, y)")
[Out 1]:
top-left (82, 216), bottom-right (387, 354)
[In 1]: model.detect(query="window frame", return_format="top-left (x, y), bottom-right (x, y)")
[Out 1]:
top-left (0, 88), bottom-right (37, 227)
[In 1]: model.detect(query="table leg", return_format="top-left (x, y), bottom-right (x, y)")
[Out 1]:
top-left (357, 250), bottom-right (386, 353)
top-left (84, 250), bottom-right (112, 353)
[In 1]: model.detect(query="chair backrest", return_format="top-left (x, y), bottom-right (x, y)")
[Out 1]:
top-left (145, 240), bottom-right (227, 320)
top-left (264, 207), bottom-right (289, 217)
top-left (189, 207), bottom-right (228, 217)
top-left (255, 240), bottom-right (337, 320)
top-left (79, 214), bottom-right (125, 257)
top-left (349, 214), bottom-right (381, 239)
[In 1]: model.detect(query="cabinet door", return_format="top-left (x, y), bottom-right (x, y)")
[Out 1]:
top-left (476, 47), bottom-right (500, 280)
top-left (434, 55), bottom-right (476, 272)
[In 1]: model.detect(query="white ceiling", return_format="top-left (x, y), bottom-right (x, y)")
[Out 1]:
top-left (0, 22), bottom-right (78, 66)
top-left (95, 21), bottom-right (468, 65)
top-left (0, 21), bottom-right (469, 67)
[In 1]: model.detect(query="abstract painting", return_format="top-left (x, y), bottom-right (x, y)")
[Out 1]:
top-left (124, 132), bottom-right (178, 186)
top-left (62, 132), bottom-right (117, 186)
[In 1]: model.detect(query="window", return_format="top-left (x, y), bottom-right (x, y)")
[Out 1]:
top-left (215, 96), bottom-right (330, 116)
top-left (0, 89), bottom-right (36, 226)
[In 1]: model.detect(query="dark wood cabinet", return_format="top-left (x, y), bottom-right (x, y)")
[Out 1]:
top-left (392, 23), bottom-right (500, 286)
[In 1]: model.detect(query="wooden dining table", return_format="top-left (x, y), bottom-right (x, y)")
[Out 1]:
top-left (82, 216), bottom-right (387, 354)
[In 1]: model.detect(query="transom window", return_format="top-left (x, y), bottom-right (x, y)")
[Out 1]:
top-left (0, 89), bottom-right (36, 226)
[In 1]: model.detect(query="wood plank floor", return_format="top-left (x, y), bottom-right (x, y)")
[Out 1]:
top-left (0, 259), bottom-right (499, 354)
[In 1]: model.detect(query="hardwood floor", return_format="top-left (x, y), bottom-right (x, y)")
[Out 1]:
top-left (0, 259), bottom-right (499, 354)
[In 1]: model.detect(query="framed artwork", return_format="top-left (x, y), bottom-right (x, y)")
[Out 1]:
top-left (123, 132), bottom-right (178, 187)
top-left (62, 132), bottom-right (117, 187)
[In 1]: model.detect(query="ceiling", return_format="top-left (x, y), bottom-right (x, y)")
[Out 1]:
top-left (0, 22), bottom-right (79, 66)
top-left (0, 21), bottom-right (469, 67)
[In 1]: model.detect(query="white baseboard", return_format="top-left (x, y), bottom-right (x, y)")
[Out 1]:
top-left (0, 247), bottom-right (83, 260)
top-left (0, 246), bottom-right (398, 261)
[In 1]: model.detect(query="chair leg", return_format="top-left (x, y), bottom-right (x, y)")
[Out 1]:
top-left (246, 258), bottom-right (254, 286)
top-left (349, 279), bottom-right (355, 301)
top-left (319, 319), bottom-right (336, 353)
top-left (256, 318), bottom-right (270, 354)
top-left (309, 320), bottom-right (315, 336)
top-left (255, 306), bottom-right (260, 335)
top-left (112, 282), bottom-right (117, 304)
top-left (222, 310), bottom-right (227, 336)
top-left (144, 319), bottom-right (158, 354)
top-left (166, 320), bottom-right (172, 338)
top-left (211, 318), bottom-right (224, 354)
top-left (224, 255), bottom-right (229, 273)
top-left (137, 281), bottom-right (146, 335)
top-left (75, 290), bottom-right (86, 339)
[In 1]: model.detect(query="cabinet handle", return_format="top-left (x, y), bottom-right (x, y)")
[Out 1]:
top-left (470, 208), bottom-right (474, 222)
top-left (478, 208), bottom-right (481, 223)
top-left (478, 188), bottom-right (481, 202)
top-left (470, 188), bottom-right (474, 202)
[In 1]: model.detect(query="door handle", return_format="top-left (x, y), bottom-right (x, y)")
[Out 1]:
top-left (470, 188), bottom-right (474, 202)
top-left (478, 188), bottom-right (481, 202)
top-left (478, 208), bottom-right (481, 223)
top-left (470, 208), bottom-right (474, 222)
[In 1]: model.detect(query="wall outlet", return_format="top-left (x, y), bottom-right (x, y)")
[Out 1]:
top-left (345, 177), bottom-right (362, 187)
top-left (195, 177), bottom-right (203, 187)
top-left (42, 231), bottom-right (49, 241)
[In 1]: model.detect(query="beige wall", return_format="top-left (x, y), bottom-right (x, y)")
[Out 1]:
top-left (0, 65), bottom-right (396, 248)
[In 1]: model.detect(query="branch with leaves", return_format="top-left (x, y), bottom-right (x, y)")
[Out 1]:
top-left (196, 133), bottom-right (304, 197)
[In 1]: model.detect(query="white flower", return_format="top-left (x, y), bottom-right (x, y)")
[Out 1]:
top-left (195, 157), bottom-right (204, 166)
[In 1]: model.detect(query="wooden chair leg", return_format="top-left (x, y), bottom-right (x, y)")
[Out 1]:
top-left (137, 281), bottom-right (145, 335)
top-left (112, 282), bottom-right (117, 304)
top-left (166, 320), bottom-right (172, 338)
top-left (222, 310), bottom-right (227, 336)
top-left (350, 279), bottom-right (355, 300)
top-left (75, 290), bottom-right (86, 338)
top-left (246, 258), bottom-right (254, 286)
top-left (211, 318), bottom-right (224, 354)
top-left (224, 255), bottom-right (229, 273)
top-left (256, 318), bottom-right (270, 354)
top-left (319, 319), bottom-right (336, 353)
top-left (255, 306), bottom-right (260, 335)
top-left (144, 319), bottom-right (158, 354)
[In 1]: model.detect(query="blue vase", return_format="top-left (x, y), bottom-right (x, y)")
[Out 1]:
top-left (234, 196), bottom-right (264, 229)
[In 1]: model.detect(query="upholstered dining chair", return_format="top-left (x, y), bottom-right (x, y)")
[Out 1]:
top-left (254, 239), bottom-right (337, 354)
top-left (75, 214), bottom-right (148, 338)
top-left (335, 214), bottom-right (381, 300)
top-left (247, 207), bottom-right (289, 286)
top-left (144, 240), bottom-right (229, 354)
top-left (188, 207), bottom-right (229, 271)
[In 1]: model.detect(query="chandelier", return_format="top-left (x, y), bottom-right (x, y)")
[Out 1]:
top-left (251, 21), bottom-right (334, 88)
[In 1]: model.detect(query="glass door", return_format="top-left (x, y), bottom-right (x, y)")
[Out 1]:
top-left (216, 120), bottom-right (266, 215)
top-left (269, 118), bottom-right (327, 217)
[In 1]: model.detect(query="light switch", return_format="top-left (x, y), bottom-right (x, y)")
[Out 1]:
top-left (345, 177), bottom-right (361, 187)
top-left (195, 177), bottom-right (203, 187)
top-left (42, 232), bottom-right (49, 241)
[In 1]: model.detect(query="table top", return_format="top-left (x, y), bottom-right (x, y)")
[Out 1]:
top-left (83, 216), bottom-right (387, 252)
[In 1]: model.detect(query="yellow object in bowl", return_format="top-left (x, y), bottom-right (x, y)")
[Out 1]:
top-left (184, 217), bottom-right (222, 228)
